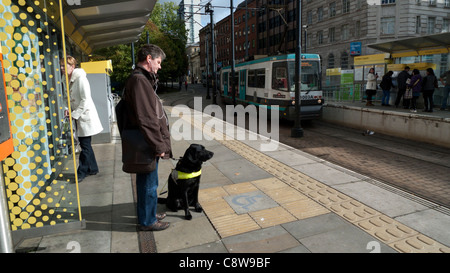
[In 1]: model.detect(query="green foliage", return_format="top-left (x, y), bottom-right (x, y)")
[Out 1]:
top-left (91, 2), bottom-right (188, 86)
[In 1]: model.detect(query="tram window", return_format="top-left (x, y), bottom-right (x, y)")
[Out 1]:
top-left (248, 70), bottom-right (256, 87)
top-left (272, 63), bottom-right (288, 91)
top-left (256, 69), bottom-right (265, 88)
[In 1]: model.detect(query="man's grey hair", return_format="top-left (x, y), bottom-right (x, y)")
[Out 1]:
top-left (137, 44), bottom-right (166, 63)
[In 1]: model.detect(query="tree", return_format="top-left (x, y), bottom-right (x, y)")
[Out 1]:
top-left (91, 2), bottom-right (188, 88)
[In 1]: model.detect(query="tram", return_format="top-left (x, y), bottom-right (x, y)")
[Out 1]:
top-left (219, 54), bottom-right (324, 120)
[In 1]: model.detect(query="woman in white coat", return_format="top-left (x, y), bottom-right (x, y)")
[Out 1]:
top-left (365, 68), bottom-right (378, 106)
top-left (62, 56), bottom-right (103, 182)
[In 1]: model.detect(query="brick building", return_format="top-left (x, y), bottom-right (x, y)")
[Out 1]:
top-left (199, 0), bottom-right (450, 81)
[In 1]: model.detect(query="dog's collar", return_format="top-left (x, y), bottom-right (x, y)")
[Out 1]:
top-left (177, 170), bottom-right (202, 180)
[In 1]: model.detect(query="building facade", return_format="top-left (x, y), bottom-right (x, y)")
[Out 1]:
top-left (199, 0), bottom-right (450, 82)
top-left (302, 0), bottom-right (450, 73)
top-left (178, 0), bottom-right (202, 46)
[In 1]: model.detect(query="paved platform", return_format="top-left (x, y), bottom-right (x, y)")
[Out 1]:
top-left (15, 104), bottom-right (450, 254)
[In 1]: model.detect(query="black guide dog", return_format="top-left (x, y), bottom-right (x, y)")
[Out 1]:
top-left (161, 144), bottom-right (214, 220)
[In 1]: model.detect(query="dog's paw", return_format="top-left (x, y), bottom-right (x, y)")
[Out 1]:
top-left (195, 204), bottom-right (203, 213)
top-left (185, 214), bottom-right (193, 220)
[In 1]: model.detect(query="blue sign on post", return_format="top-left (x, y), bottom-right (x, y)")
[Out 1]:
top-left (350, 42), bottom-right (362, 56)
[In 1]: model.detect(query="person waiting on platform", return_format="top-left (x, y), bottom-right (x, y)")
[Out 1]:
top-left (380, 71), bottom-right (394, 106)
top-left (408, 69), bottom-right (422, 113)
top-left (439, 68), bottom-right (450, 110)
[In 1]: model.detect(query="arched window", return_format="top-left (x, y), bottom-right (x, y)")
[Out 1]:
top-left (341, 51), bottom-right (349, 69)
top-left (328, 53), bottom-right (335, 68)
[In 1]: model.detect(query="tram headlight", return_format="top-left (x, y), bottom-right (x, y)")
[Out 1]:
top-left (291, 100), bottom-right (295, 105)
top-left (318, 99), bottom-right (322, 104)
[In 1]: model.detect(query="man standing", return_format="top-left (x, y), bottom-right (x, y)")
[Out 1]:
top-left (395, 66), bottom-right (411, 108)
top-left (440, 68), bottom-right (450, 110)
top-left (122, 44), bottom-right (172, 231)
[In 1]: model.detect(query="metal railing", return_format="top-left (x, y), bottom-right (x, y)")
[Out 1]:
top-left (323, 84), bottom-right (448, 108)
top-left (323, 84), bottom-right (364, 103)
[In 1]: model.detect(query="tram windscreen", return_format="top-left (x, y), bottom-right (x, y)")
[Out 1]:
top-left (288, 61), bottom-right (321, 92)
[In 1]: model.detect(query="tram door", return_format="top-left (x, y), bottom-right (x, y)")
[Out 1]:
top-left (239, 70), bottom-right (247, 101)
top-left (223, 72), bottom-right (229, 96)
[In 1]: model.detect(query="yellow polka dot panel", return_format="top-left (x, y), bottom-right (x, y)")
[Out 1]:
top-left (1, 1), bottom-right (81, 230)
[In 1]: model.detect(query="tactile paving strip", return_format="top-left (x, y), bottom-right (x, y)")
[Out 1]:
top-left (175, 107), bottom-right (450, 253)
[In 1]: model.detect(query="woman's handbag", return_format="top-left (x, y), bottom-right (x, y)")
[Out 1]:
top-left (404, 87), bottom-right (413, 99)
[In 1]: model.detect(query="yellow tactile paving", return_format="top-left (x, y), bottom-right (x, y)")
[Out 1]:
top-left (264, 187), bottom-right (309, 204)
top-left (198, 186), bottom-right (229, 203)
top-left (201, 199), bottom-right (235, 218)
top-left (249, 206), bottom-right (297, 228)
top-left (210, 213), bottom-right (260, 238)
top-left (329, 200), bottom-right (380, 222)
top-left (223, 182), bottom-right (258, 195)
top-left (282, 199), bottom-right (330, 220)
top-left (390, 235), bottom-right (450, 253)
top-left (355, 215), bottom-right (418, 244)
top-left (178, 108), bottom-right (450, 252)
top-left (251, 177), bottom-right (289, 191)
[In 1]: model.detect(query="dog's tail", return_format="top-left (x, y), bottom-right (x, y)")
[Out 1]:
top-left (157, 197), bottom-right (167, 204)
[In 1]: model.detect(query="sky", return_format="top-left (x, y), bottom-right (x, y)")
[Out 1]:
top-left (157, 0), bottom-right (238, 26)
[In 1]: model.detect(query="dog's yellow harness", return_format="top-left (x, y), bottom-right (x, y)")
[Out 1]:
top-left (177, 170), bottom-right (202, 180)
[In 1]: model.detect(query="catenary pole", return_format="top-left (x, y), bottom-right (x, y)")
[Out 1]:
top-left (291, 0), bottom-right (304, 137)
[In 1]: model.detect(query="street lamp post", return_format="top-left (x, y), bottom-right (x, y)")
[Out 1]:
top-left (230, 0), bottom-right (236, 106)
top-left (206, 3), bottom-right (217, 104)
top-left (291, 0), bottom-right (304, 138)
top-left (205, 34), bottom-right (211, 99)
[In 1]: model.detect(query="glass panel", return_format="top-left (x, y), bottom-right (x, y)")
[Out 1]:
top-left (1, 1), bottom-right (80, 230)
top-left (288, 61), bottom-right (321, 91)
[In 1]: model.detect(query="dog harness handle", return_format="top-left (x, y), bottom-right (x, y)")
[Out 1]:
top-left (177, 170), bottom-right (202, 180)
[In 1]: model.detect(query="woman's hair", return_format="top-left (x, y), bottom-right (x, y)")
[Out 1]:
top-left (412, 69), bottom-right (420, 75)
top-left (137, 44), bottom-right (166, 63)
top-left (426, 68), bottom-right (435, 75)
top-left (60, 55), bottom-right (77, 67)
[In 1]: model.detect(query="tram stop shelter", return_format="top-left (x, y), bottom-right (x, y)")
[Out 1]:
top-left (0, 0), bottom-right (157, 251)
top-left (367, 32), bottom-right (450, 106)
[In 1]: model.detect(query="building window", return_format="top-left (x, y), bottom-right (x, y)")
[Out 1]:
top-left (328, 53), bottom-right (335, 68)
top-left (342, 0), bottom-right (350, 13)
top-left (329, 2), bottom-right (336, 18)
top-left (341, 51), bottom-right (349, 69)
top-left (317, 30), bottom-right (324, 44)
top-left (329, 27), bottom-right (336, 43)
top-left (341, 24), bottom-right (349, 40)
top-left (416, 16), bottom-right (421, 34)
top-left (427, 17), bottom-right (436, 34)
top-left (307, 10), bottom-right (313, 25)
top-left (317, 7), bottom-right (323, 22)
top-left (381, 0), bottom-right (396, 4)
top-left (443, 19), bottom-right (450, 33)
top-left (355, 20), bottom-right (361, 37)
top-left (380, 17), bottom-right (395, 34)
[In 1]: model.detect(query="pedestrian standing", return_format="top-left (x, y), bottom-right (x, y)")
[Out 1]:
top-left (365, 68), bottom-right (378, 106)
top-left (439, 68), bottom-right (450, 110)
top-left (122, 44), bottom-right (172, 231)
top-left (380, 71), bottom-right (394, 106)
top-left (61, 56), bottom-right (103, 182)
top-left (185, 77), bottom-right (188, 91)
top-left (395, 66), bottom-right (411, 108)
top-left (422, 68), bottom-right (438, 112)
top-left (408, 69), bottom-right (422, 112)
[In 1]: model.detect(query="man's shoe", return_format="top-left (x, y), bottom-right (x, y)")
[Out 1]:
top-left (156, 213), bottom-right (166, 220)
top-left (139, 221), bottom-right (170, 231)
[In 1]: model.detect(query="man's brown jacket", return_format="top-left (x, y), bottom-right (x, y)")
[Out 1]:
top-left (121, 65), bottom-right (172, 173)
